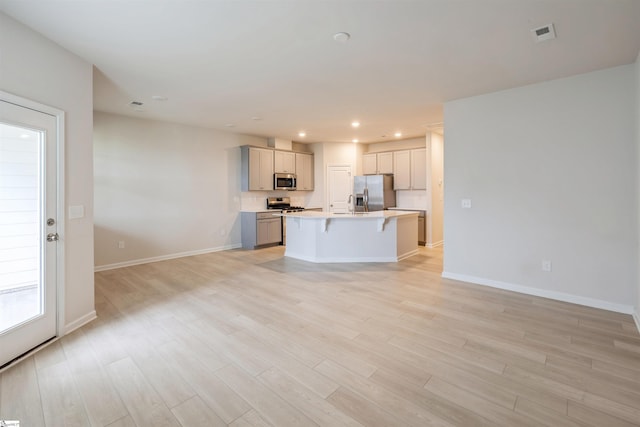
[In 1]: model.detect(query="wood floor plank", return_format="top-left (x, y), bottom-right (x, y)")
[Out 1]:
top-left (106, 357), bottom-right (181, 427)
top-left (215, 364), bottom-right (318, 427)
top-left (326, 387), bottom-right (403, 427)
top-left (105, 415), bottom-right (138, 427)
top-left (228, 409), bottom-right (274, 427)
top-left (60, 330), bottom-right (128, 426)
top-left (233, 330), bottom-right (339, 398)
top-left (0, 357), bottom-right (46, 426)
top-left (170, 395), bottom-right (226, 427)
top-left (315, 359), bottom-right (455, 427)
top-left (37, 360), bottom-right (92, 427)
top-left (567, 399), bottom-right (640, 427)
top-left (119, 332), bottom-right (197, 409)
top-left (424, 376), bottom-right (541, 427)
top-left (514, 397), bottom-right (583, 427)
top-left (257, 367), bottom-right (364, 427)
top-left (156, 340), bottom-right (250, 424)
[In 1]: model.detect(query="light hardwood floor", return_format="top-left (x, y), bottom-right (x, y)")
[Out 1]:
top-left (1, 246), bottom-right (640, 426)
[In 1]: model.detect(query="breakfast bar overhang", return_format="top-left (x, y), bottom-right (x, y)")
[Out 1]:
top-left (281, 210), bottom-right (419, 263)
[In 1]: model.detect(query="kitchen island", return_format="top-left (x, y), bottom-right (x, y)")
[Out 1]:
top-left (282, 210), bottom-right (419, 263)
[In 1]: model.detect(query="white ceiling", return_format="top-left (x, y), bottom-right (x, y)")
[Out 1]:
top-left (1, 0), bottom-right (639, 144)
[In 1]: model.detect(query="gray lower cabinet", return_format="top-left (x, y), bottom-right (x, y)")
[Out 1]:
top-left (241, 212), bottom-right (282, 249)
top-left (417, 214), bottom-right (426, 246)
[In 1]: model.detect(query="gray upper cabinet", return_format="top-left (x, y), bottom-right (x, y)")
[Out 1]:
top-left (295, 152), bottom-right (314, 191)
top-left (242, 146), bottom-right (274, 191)
top-left (274, 150), bottom-right (296, 173)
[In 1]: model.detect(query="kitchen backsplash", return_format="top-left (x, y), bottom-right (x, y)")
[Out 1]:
top-left (240, 191), bottom-right (308, 210)
top-left (396, 190), bottom-right (428, 210)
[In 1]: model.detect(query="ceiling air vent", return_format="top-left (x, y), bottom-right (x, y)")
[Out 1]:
top-left (128, 100), bottom-right (144, 112)
top-left (531, 23), bottom-right (556, 43)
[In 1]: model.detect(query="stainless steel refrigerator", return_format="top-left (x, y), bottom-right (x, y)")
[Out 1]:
top-left (353, 174), bottom-right (396, 212)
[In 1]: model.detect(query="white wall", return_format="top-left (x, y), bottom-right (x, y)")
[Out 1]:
top-left (93, 112), bottom-right (269, 268)
top-left (444, 64), bottom-right (637, 313)
top-left (307, 141), bottom-right (360, 211)
top-left (0, 12), bottom-right (95, 331)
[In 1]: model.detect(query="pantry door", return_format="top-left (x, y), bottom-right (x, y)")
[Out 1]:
top-left (327, 164), bottom-right (352, 213)
top-left (0, 97), bottom-right (59, 368)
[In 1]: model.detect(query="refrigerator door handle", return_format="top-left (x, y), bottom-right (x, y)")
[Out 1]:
top-left (364, 187), bottom-right (369, 212)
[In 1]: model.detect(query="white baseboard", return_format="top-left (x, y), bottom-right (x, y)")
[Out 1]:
top-left (427, 240), bottom-right (443, 248)
top-left (63, 310), bottom-right (97, 335)
top-left (284, 249), bottom-right (418, 263)
top-left (94, 244), bottom-right (242, 272)
top-left (441, 271), bottom-right (635, 315)
top-left (633, 310), bottom-right (640, 334)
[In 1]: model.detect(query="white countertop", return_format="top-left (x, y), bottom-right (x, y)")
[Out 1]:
top-left (280, 210), bottom-right (418, 219)
top-left (387, 207), bottom-right (428, 212)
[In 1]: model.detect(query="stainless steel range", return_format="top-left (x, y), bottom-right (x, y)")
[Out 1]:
top-left (267, 197), bottom-right (304, 245)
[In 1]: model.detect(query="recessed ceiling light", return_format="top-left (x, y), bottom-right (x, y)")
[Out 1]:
top-left (351, 121), bottom-right (360, 128)
top-left (225, 123), bottom-right (235, 128)
top-left (352, 139), bottom-right (359, 143)
top-left (251, 116), bottom-right (262, 121)
top-left (151, 95), bottom-right (168, 101)
top-left (333, 32), bottom-right (351, 43)
top-left (394, 132), bottom-right (402, 138)
top-left (298, 131), bottom-right (306, 137)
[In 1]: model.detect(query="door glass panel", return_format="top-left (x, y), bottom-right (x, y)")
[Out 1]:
top-left (0, 123), bottom-right (43, 333)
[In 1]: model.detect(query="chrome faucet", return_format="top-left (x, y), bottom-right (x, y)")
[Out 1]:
top-left (347, 194), bottom-right (354, 214)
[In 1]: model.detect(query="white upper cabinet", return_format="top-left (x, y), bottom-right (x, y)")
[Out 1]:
top-left (295, 152), bottom-right (314, 191)
top-left (393, 150), bottom-right (412, 189)
top-left (363, 152), bottom-right (393, 175)
top-left (377, 152), bottom-right (394, 174)
top-left (392, 148), bottom-right (426, 190)
top-left (242, 146), bottom-right (274, 191)
top-left (410, 148), bottom-right (427, 190)
top-left (274, 150), bottom-right (296, 173)
top-left (363, 153), bottom-right (377, 175)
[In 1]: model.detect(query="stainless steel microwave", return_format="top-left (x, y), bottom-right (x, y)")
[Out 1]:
top-left (274, 173), bottom-right (297, 190)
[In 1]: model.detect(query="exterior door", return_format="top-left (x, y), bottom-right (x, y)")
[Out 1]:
top-left (327, 165), bottom-right (352, 213)
top-left (0, 99), bottom-right (58, 367)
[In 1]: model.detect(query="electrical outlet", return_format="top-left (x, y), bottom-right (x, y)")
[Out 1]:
top-left (542, 260), bottom-right (552, 272)
top-left (118, 241), bottom-right (125, 249)
top-left (461, 199), bottom-right (472, 209)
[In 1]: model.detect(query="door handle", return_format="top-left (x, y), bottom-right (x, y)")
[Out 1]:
top-left (47, 233), bottom-right (59, 242)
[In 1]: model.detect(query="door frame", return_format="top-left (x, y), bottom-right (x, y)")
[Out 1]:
top-left (1, 90), bottom-right (66, 340)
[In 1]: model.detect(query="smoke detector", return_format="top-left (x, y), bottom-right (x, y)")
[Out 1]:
top-left (531, 23), bottom-right (556, 43)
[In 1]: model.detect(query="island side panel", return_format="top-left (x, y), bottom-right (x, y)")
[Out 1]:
top-left (396, 214), bottom-right (419, 260)
top-left (284, 215), bottom-right (418, 263)
top-left (284, 216), bottom-right (319, 261)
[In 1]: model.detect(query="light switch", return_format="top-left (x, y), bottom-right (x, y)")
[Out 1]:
top-left (461, 199), bottom-right (472, 209)
top-left (68, 205), bottom-right (85, 219)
